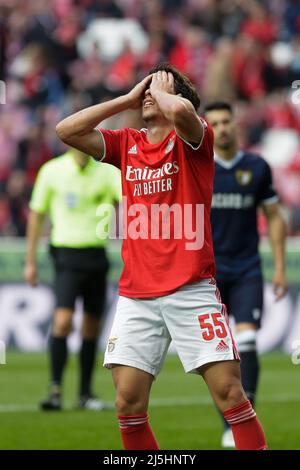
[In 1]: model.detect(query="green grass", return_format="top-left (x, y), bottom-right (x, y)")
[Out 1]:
top-left (0, 351), bottom-right (299, 449)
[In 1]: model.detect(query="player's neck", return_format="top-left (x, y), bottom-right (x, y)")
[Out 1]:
top-left (215, 145), bottom-right (238, 161)
top-left (146, 122), bottom-right (173, 144)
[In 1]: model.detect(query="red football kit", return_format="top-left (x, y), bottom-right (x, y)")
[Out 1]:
top-left (99, 120), bottom-right (215, 298)
top-left (100, 121), bottom-right (267, 452)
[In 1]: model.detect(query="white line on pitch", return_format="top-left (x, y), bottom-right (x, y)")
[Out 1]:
top-left (0, 394), bottom-right (300, 413)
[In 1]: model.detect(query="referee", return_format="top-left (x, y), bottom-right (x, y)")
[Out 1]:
top-left (24, 148), bottom-right (121, 411)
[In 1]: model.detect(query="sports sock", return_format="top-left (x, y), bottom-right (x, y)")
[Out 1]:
top-left (50, 336), bottom-right (67, 388)
top-left (223, 399), bottom-right (267, 450)
top-left (240, 350), bottom-right (259, 405)
top-left (237, 330), bottom-right (259, 407)
top-left (118, 414), bottom-right (159, 450)
top-left (79, 338), bottom-right (98, 396)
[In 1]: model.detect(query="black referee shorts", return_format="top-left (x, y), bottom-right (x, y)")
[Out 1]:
top-left (50, 246), bottom-right (109, 317)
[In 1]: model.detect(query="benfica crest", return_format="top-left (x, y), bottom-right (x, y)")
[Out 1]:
top-left (235, 170), bottom-right (253, 186)
top-left (107, 337), bottom-right (118, 353)
top-left (165, 136), bottom-right (175, 154)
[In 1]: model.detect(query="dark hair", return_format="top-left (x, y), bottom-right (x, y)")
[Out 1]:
top-left (204, 101), bottom-right (233, 115)
top-left (149, 63), bottom-right (200, 111)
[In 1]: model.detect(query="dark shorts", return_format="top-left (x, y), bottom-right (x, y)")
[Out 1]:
top-left (50, 246), bottom-right (109, 317)
top-left (217, 276), bottom-right (264, 328)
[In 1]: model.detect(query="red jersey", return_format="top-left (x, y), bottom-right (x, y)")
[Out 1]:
top-left (99, 121), bottom-right (215, 298)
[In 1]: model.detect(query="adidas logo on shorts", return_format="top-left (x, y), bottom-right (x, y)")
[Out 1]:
top-left (216, 340), bottom-right (229, 352)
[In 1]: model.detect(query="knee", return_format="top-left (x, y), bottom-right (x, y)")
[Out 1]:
top-left (82, 315), bottom-right (100, 340)
top-left (115, 389), bottom-right (148, 416)
top-left (217, 381), bottom-right (246, 411)
top-left (52, 310), bottom-right (72, 337)
top-left (53, 322), bottom-right (72, 337)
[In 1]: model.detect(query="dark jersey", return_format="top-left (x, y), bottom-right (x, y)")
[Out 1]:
top-left (211, 151), bottom-right (278, 281)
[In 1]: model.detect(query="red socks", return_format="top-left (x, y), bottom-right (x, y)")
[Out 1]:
top-left (223, 400), bottom-right (267, 450)
top-left (118, 414), bottom-right (159, 450)
top-left (118, 401), bottom-right (266, 450)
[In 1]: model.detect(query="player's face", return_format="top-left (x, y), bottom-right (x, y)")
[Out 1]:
top-left (142, 87), bottom-right (162, 121)
top-left (205, 110), bottom-right (236, 150)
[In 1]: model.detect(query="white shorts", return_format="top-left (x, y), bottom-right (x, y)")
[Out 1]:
top-left (103, 278), bottom-right (239, 377)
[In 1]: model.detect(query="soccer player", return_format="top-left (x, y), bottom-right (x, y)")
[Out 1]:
top-left (56, 64), bottom-right (267, 450)
top-left (24, 149), bottom-right (121, 410)
top-left (204, 101), bottom-right (287, 447)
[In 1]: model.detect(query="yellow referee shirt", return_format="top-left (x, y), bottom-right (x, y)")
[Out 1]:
top-left (29, 151), bottom-right (121, 248)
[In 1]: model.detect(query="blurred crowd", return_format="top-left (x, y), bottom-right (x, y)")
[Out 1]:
top-left (1, 0), bottom-right (300, 236)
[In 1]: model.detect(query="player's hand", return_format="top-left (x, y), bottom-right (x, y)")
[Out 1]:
top-left (24, 262), bottom-right (38, 287)
top-left (127, 75), bottom-right (153, 109)
top-left (272, 270), bottom-right (288, 301)
top-left (150, 71), bottom-right (175, 97)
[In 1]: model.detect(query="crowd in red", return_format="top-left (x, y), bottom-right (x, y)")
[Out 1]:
top-left (0, 0), bottom-right (300, 235)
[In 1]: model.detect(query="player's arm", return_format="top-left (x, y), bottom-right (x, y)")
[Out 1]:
top-left (263, 202), bottom-right (288, 300)
top-left (150, 71), bottom-right (203, 144)
top-left (24, 210), bottom-right (46, 287)
top-left (56, 76), bottom-right (153, 159)
top-left (25, 164), bottom-right (51, 287)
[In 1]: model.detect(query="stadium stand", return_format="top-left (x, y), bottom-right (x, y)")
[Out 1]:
top-left (0, 0), bottom-right (300, 236)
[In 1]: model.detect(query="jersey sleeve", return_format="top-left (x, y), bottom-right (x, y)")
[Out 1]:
top-left (257, 161), bottom-right (279, 205)
top-left (97, 128), bottom-right (127, 169)
top-left (29, 164), bottom-right (52, 214)
top-left (176, 117), bottom-right (214, 158)
top-left (200, 119), bottom-right (214, 158)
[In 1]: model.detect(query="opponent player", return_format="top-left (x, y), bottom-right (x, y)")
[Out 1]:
top-left (204, 101), bottom-right (287, 447)
top-left (55, 64), bottom-right (267, 450)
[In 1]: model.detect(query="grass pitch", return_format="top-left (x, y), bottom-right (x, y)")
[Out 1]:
top-left (0, 351), bottom-right (299, 450)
